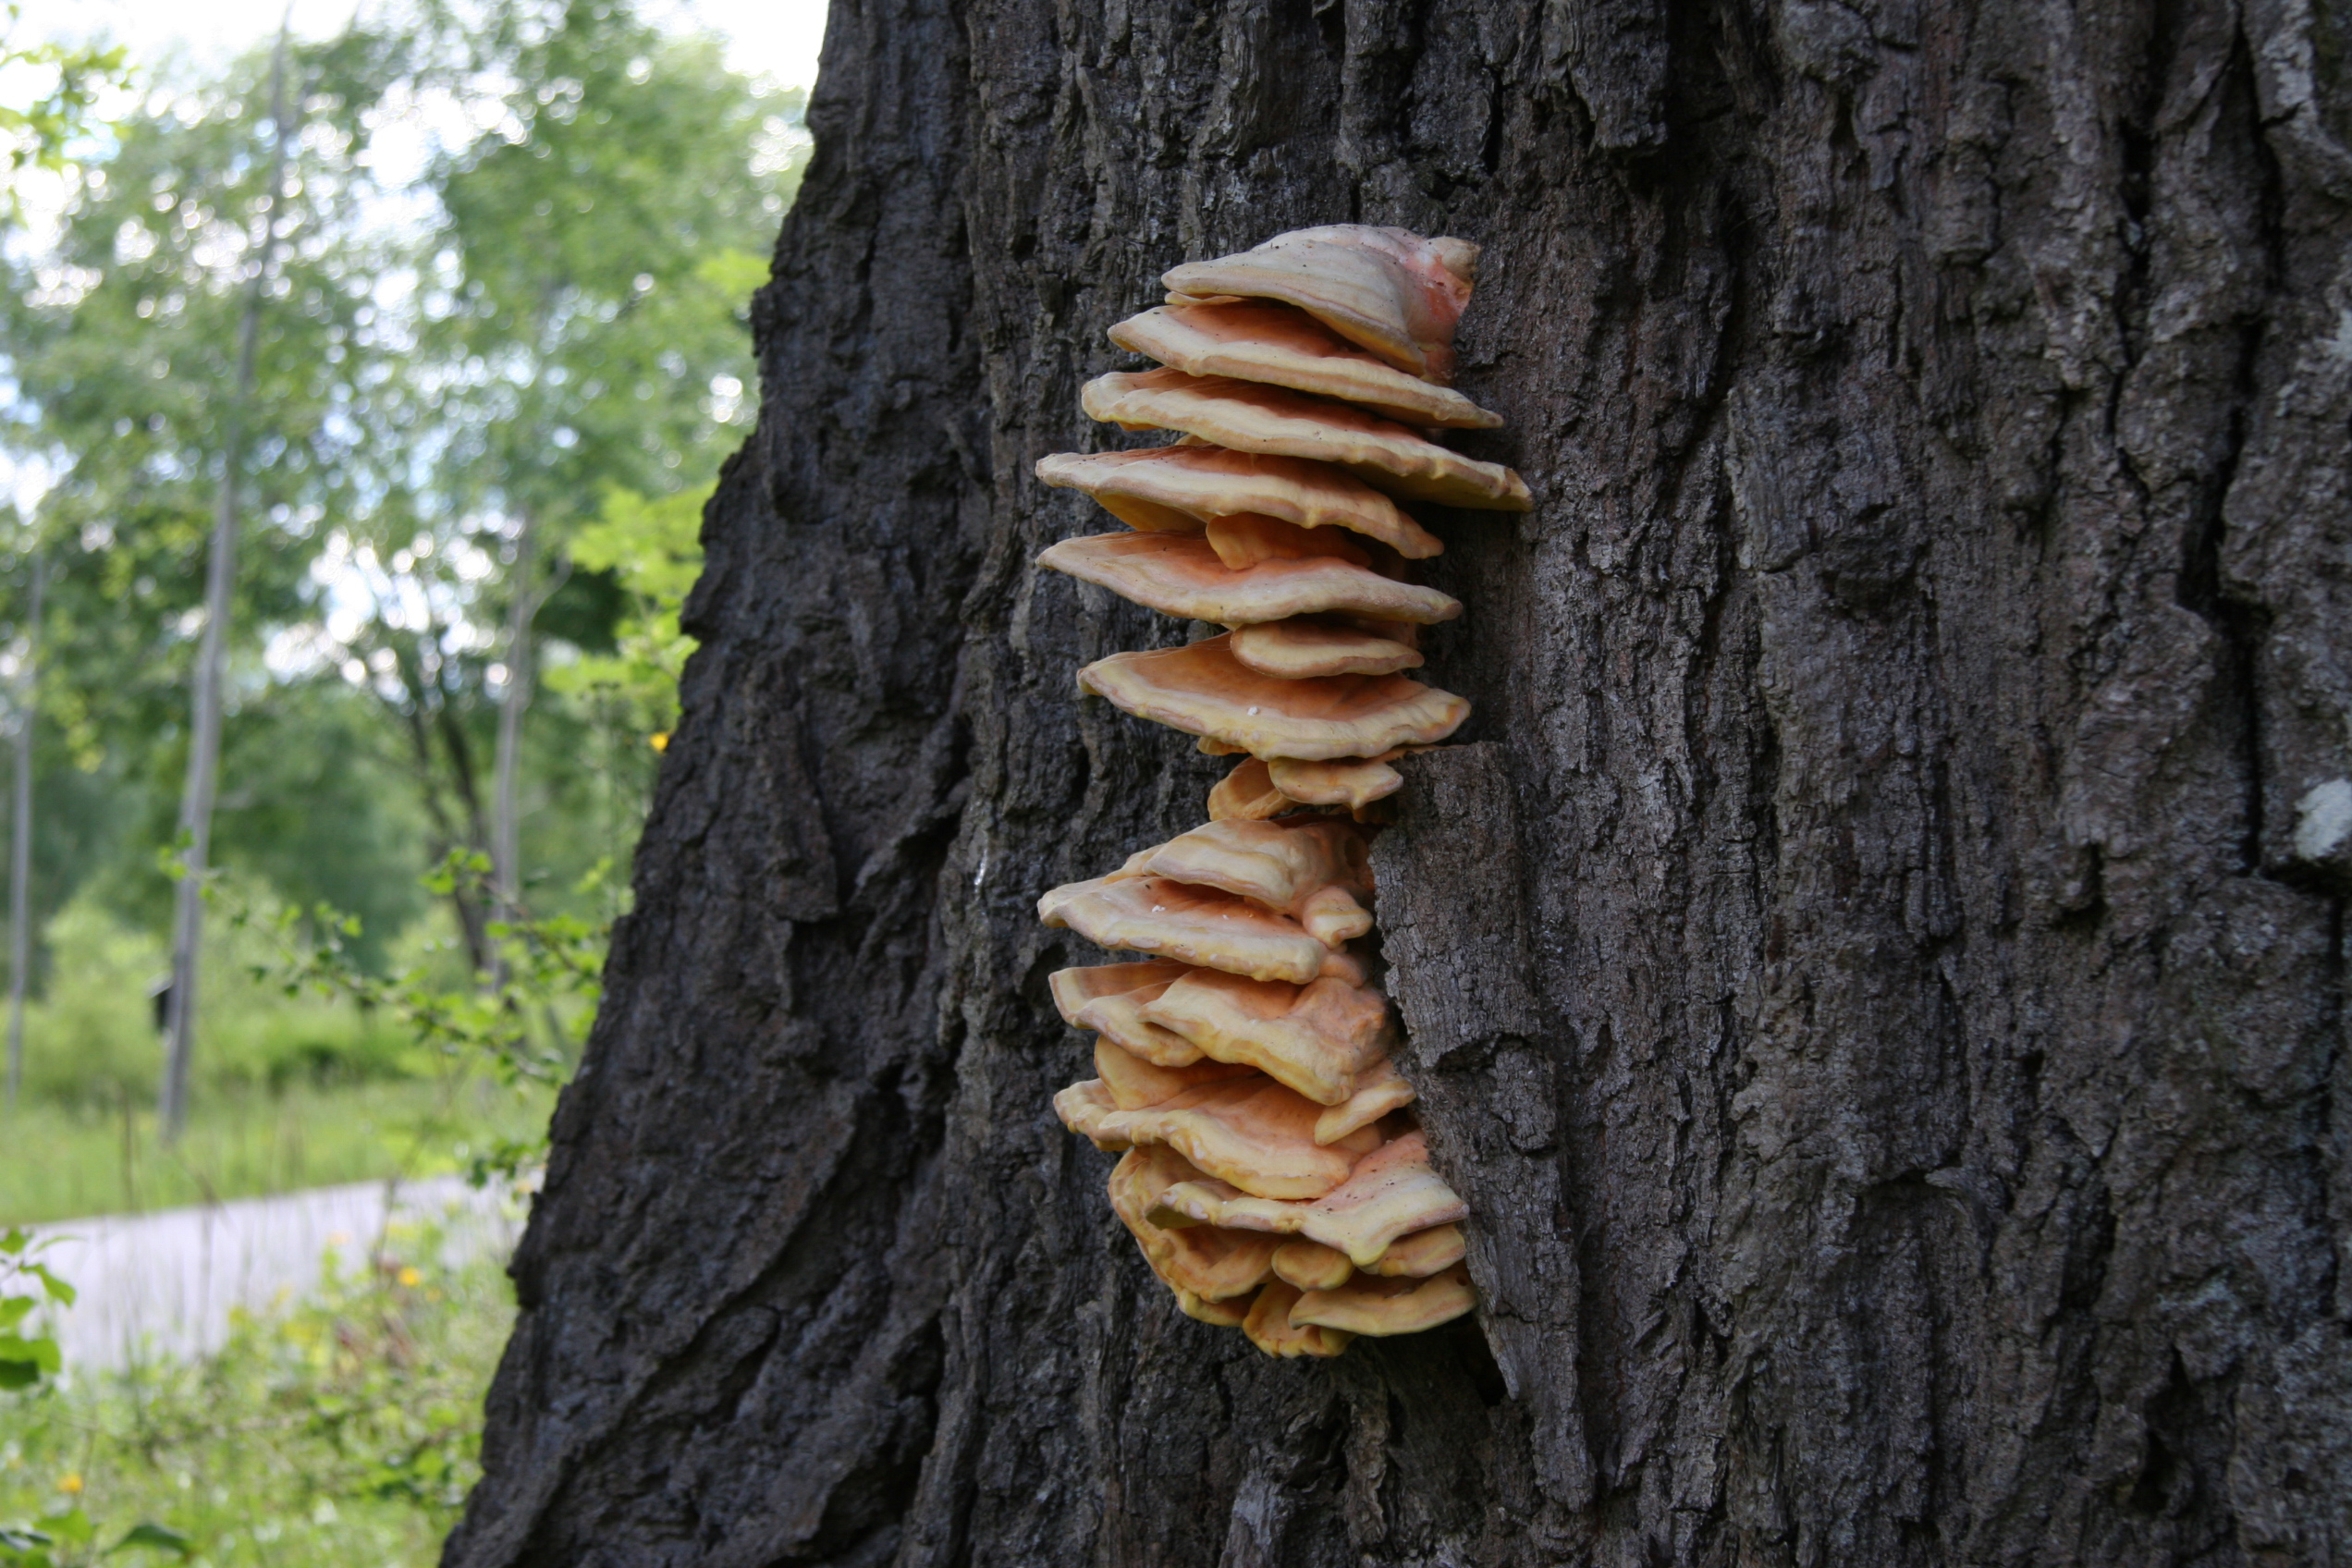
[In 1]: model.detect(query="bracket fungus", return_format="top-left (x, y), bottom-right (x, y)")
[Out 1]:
top-left (1033, 447), bottom-right (1443, 558)
top-left (1036, 533), bottom-right (1461, 627)
top-left (1108, 302), bottom-right (1501, 429)
top-left (1160, 225), bottom-right (1477, 384)
top-left (1229, 616), bottom-right (1424, 679)
top-left (1082, 369), bottom-right (1531, 510)
top-left (1077, 636), bottom-right (1470, 761)
top-left (1031, 225), bottom-right (1520, 1354)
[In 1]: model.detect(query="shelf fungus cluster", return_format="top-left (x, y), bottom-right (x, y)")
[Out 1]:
top-left (1033, 226), bottom-right (1528, 1358)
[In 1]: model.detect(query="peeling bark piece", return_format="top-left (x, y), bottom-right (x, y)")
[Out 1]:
top-left (1207, 757), bottom-right (1294, 821)
top-left (1160, 225), bottom-right (1478, 383)
top-left (1109, 301), bottom-right (1501, 428)
top-left (1267, 753), bottom-right (1407, 809)
top-left (1242, 1280), bottom-right (1354, 1357)
top-left (1036, 533), bottom-right (1461, 626)
top-left (1037, 874), bottom-right (1330, 983)
top-left (1056, 1074), bottom-right (1382, 1200)
top-left (1078, 636), bottom-right (1470, 762)
top-left (1141, 967), bottom-right (1392, 1106)
top-left (1082, 369), bottom-right (1530, 510)
top-left (1368, 1223), bottom-right (1466, 1278)
top-left (1153, 1131), bottom-right (1468, 1267)
top-left (1290, 1266), bottom-right (1476, 1336)
top-left (1271, 1240), bottom-right (1354, 1292)
top-left (1093, 1036), bottom-right (1256, 1109)
top-left (1108, 1146), bottom-right (1280, 1305)
top-left (1311, 1057), bottom-right (1417, 1144)
top-left (1049, 962), bottom-right (1204, 1065)
top-left (1230, 616), bottom-right (1423, 678)
top-left (1034, 447), bottom-right (1441, 558)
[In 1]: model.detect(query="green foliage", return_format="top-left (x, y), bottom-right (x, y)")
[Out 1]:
top-left (252, 851), bottom-right (599, 1083)
top-left (0, 1080), bottom-right (555, 1230)
top-left (545, 480), bottom-right (708, 745)
top-left (0, 4), bottom-right (130, 192)
top-left (0, 885), bottom-right (558, 1226)
top-left (0, 0), bottom-right (798, 1182)
top-left (0, 1229), bottom-right (73, 1394)
top-left (0, 1227), bottom-right (515, 1564)
top-left (8, 892), bottom-right (417, 1111)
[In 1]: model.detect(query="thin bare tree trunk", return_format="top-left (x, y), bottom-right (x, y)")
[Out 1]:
top-left (5, 552), bottom-right (45, 1111)
top-left (159, 18), bottom-right (297, 1141)
top-left (491, 509), bottom-right (539, 939)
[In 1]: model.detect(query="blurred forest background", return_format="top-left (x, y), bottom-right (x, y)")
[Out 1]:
top-left (0, 0), bottom-right (805, 1224)
top-left (0, 2), bottom-right (806, 1556)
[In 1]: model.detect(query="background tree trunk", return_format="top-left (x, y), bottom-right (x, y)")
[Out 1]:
top-left (447, 0), bottom-right (2352, 1562)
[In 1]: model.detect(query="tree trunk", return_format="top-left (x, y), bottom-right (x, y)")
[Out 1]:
top-left (449, 1), bottom-right (2352, 1562)
top-left (159, 17), bottom-right (297, 1139)
top-left (6, 553), bottom-right (44, 1111)
top-left (492, 508), bottom-right (539, 939)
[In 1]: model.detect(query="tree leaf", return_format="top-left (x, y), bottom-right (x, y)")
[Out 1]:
top-left (107, 1524), bottom-right (196, 1558)
top-left (39, 1512), bottom-right (91, 1548)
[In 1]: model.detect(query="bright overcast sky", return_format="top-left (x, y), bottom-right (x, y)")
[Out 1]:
top-left (25, 0), bottom-right (828, 88)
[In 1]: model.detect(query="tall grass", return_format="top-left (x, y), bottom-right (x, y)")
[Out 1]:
top-left (0, 1079), bottom-right (556, 1228)
top-left (1, 893), bottom-right (559, 1227)
top-left (0, 1218), bottom-right (513, 1563)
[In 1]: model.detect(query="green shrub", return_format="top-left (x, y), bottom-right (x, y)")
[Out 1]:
top-left (0, 1218), bottom-right (513, 1565)
top-left (13, 893), bottom-right (429, 1112)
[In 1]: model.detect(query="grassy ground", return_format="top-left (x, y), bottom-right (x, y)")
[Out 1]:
top-left (0, 1078), bottom-right (558, 1229)
top-left (0, 1219), bottom-right (512, 1565)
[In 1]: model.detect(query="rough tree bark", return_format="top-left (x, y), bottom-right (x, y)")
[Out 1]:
top-left (447, 1), bottom-right (2352, 1562)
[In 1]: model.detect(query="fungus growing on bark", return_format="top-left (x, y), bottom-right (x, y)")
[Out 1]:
top-left (1132, 817), bottom-right (1371, 927)
top-left (1369, 1222), bottom-right (1466, 1277)
top-left (1313, 1057), bottom-right (1418, 1143)
top-left (1056, 1072), bottom-right (1383, 1199)
top-left (1034, 447), bottom-right (1443, 558)
top-left (1160, 225), bottom-right (1478, 383)
top-left (1271, 1240), bottom-right (1355, 1292)
top-left (1083, 369), bottom-right (1531, 510)
top-left (1207, 756), bottom-right (1296, 821)
top-left (1229, 616), bottom-right (1423, 678)
top-left (1108, 1146), bottom-right (1280, 1311)
top-left (1140, 966), bottom-right (1393, 1106)
top-left (1151, 1131), bottom-right (1469, 1268)
top-left (1090, 1035), bottom-right (1256, 1109)
top-left (1204, 513), bottom-right (1374, 568)
top-left (1290, 1267), bottom-right (1478, 1336)
top-left (1038, 874), bottom-right (1334, 983)
top-left (1048, 961), bottom-right (1204, 1064)
top-left (1077, 636), bottom-right (1469, 760)
top-left (1242, 1280), bottom-right (1354, 1358)
top-left (1108, 301), bottom-right (1501, 428)
top-left (1031, 226), bottom-right (1506, 1354)
top-left (1036, 533), bottom-right (1461, 626)
top-left (1266, 753), bottom-right (1409, 810)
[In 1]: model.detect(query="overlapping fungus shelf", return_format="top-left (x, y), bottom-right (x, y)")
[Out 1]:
top-left (1028, 224), bottom-right (1524, 1358)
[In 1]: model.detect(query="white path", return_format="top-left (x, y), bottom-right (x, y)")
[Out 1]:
top-left (26, 1175), bottom-right (528, 1373)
